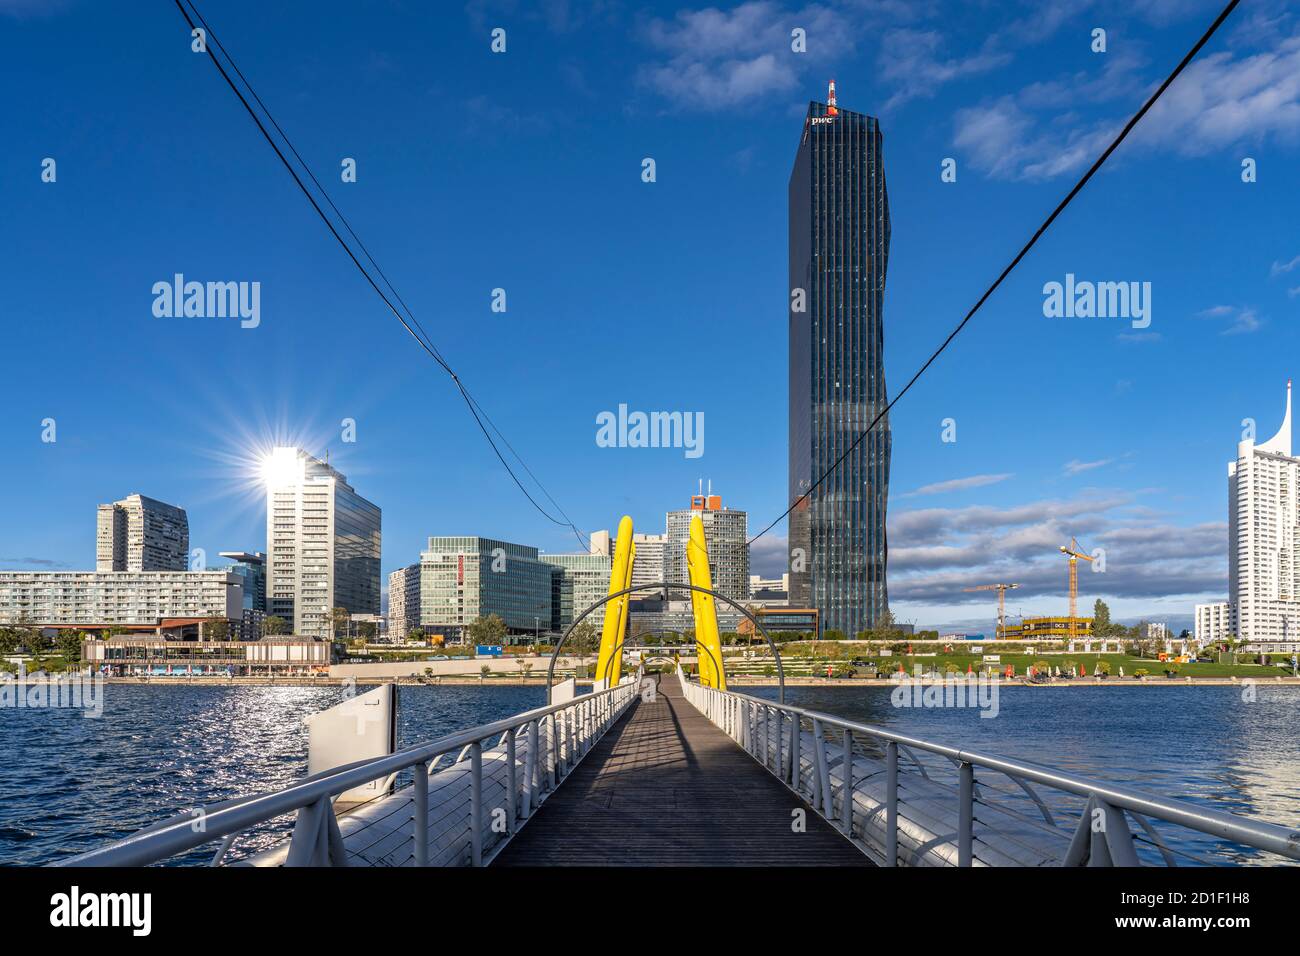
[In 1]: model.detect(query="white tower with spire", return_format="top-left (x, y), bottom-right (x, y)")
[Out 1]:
top-left (1227, 381), bottom-right (1300, 645)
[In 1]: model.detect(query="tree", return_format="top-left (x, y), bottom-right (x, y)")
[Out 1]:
top-left (330, 607), bottom-right (351, 643)
top-left (1092, 599), bottom-right (1111, 636)
top-left (406, 627), bottom-right (425, 644)
top-left (263, 615), bottom-right (287, 636)
top-left (467, 614), bottom-right (507, 647)
top-left (0, 627), bottom-right (18, 656)
top-left (56, 630), bottom-right (86, 663)
top-left (204, 617), bottom-right (231, 641)
top-left (565, 619), bottom-right (599, 664)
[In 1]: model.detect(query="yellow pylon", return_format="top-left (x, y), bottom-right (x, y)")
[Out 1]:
top-left (596, 516), bottom-right (635, 687)
top-left (687, 514), bottom-right (726, 690)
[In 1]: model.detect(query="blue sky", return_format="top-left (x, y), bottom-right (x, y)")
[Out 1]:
top-left (2, 0), bottom-right (1298, 631)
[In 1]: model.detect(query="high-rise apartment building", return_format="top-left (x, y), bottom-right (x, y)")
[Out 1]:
top-left (265, 447), bottom-right (381, 639)
top-left (630, 533), bottom-right (667, 593)
top-left (96, 494), bottom-right (189, 571)
top-left (388, 563), bottom-right (421, 641)
top-left (665, 491), bottom-right (749, 604)
top-left (1227, 382), bottom-right (1300, 644)
top-left (788, 81), bottom-right (891, 638)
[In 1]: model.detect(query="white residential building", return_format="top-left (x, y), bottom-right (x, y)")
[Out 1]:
top-left (750, 574), bottom-right (790, 597)
top-left (388, 563), bottom-right (421, 641)
top-left (1195, 602), bottom-right (1232, 643)
top-left (265, 447), bottom-right (381, 640)
top-left (1228, 381), bottom-right (1300, 642)
top-left (630, 533), bottom-right (668, 592)
top-left (0, 570), bottom-right (242, 633)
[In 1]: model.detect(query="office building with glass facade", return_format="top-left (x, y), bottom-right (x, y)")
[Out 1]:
top-left (215, 551), bottom-right (266, 639)
top-left (419, 537), bottom-right (554, 642)
top-left (541, 552), bottom-right (612, 632)
top-left (788, 90), bottom-right (891, 638)
top-left (265, 447), bottom-right (381, 639)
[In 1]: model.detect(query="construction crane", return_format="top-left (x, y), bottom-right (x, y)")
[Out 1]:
top-left (963, 583), bottom-right (1020, 639)
top-left (1059, 538), bottom-right (1096, 621)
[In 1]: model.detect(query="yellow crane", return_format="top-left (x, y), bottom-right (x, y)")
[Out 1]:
top-left (963, 583), bottom-right (1019, 639)
top-left (1059, 538), bottom-right (1095, 622)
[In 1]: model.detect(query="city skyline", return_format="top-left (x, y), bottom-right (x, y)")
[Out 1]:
top-left (2, 2), bottom-right (1299, 632)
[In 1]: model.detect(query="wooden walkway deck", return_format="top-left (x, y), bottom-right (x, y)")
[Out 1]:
top-left (492, 675), bottom-right (870, 866)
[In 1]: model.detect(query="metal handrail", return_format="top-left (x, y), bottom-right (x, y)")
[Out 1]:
top-left (680, 676), bottom-right (1300, 865)
top-left (57, 681), bottom-right (639, 867)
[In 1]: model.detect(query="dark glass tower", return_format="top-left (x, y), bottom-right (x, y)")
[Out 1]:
top-left (788, 91), bottom-right (891, 638)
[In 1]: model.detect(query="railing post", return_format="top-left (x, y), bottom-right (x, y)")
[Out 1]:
top-left (841, 728), bottom-right (853, 836)
top-left (812, 718), bottom-right (832, 819)
top-left (958, 761), bottom-right (974, 867)
top-left (790, 714), bottom-right (801, 793)
top-left (506, 728), bottom-right (517, 835)
top-left (886, 741), bottom-right (898, 867)
top-left (413, 760), bottom-right (429, 867)
top-left (765, 705), bottom-right (774, 770)
top-left (546, 714), bottom-right (557, 790)
top-left (775, 708), bottom-right (784, 781)
top-left (470, 740), bottom-right (484, 866)
top-left (522, 719), bottom-right (537, 818)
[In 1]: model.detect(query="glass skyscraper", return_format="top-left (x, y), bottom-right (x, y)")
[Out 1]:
top-left (265, 448), bottom-right (381, 639)
top-left (788, 90), bottom-right (891, 638)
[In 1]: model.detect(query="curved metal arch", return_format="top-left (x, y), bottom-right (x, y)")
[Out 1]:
top-left (547, 581), bottom-right (785, 703)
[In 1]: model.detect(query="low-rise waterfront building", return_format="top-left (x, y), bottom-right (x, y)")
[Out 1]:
top-left (83, 634), bottom-right (330, 676)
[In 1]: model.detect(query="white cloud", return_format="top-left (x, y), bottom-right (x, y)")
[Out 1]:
top-left (1197, 304), bottom-right (1262, 335)
top-left (902, 472), bottom-right (1014, 497)
top-left (887, 491), bottom-right (1226, 605)
top-left (638, 1), bottom-right (853, 110)
top-left (955, 33), bottom-right (1300, 180)
top-left (879, 28), bottom-right (1011, 110)
top-left (1063, 458), bottom-right (1114, 476)
top-left (749, 532), bottom-right (789, 577)
top-left (1271, 253), bottom-right (1300, 276)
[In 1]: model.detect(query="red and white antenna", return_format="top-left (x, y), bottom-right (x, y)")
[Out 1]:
top-left (827, 78), bottom-right (838, 115)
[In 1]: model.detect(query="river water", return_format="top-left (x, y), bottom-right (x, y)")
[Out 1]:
top-left (2, 683), bottom-right (1296, 866)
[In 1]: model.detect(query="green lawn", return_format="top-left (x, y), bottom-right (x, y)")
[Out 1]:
top-left (730, 652), bottom-right (1293, 679)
